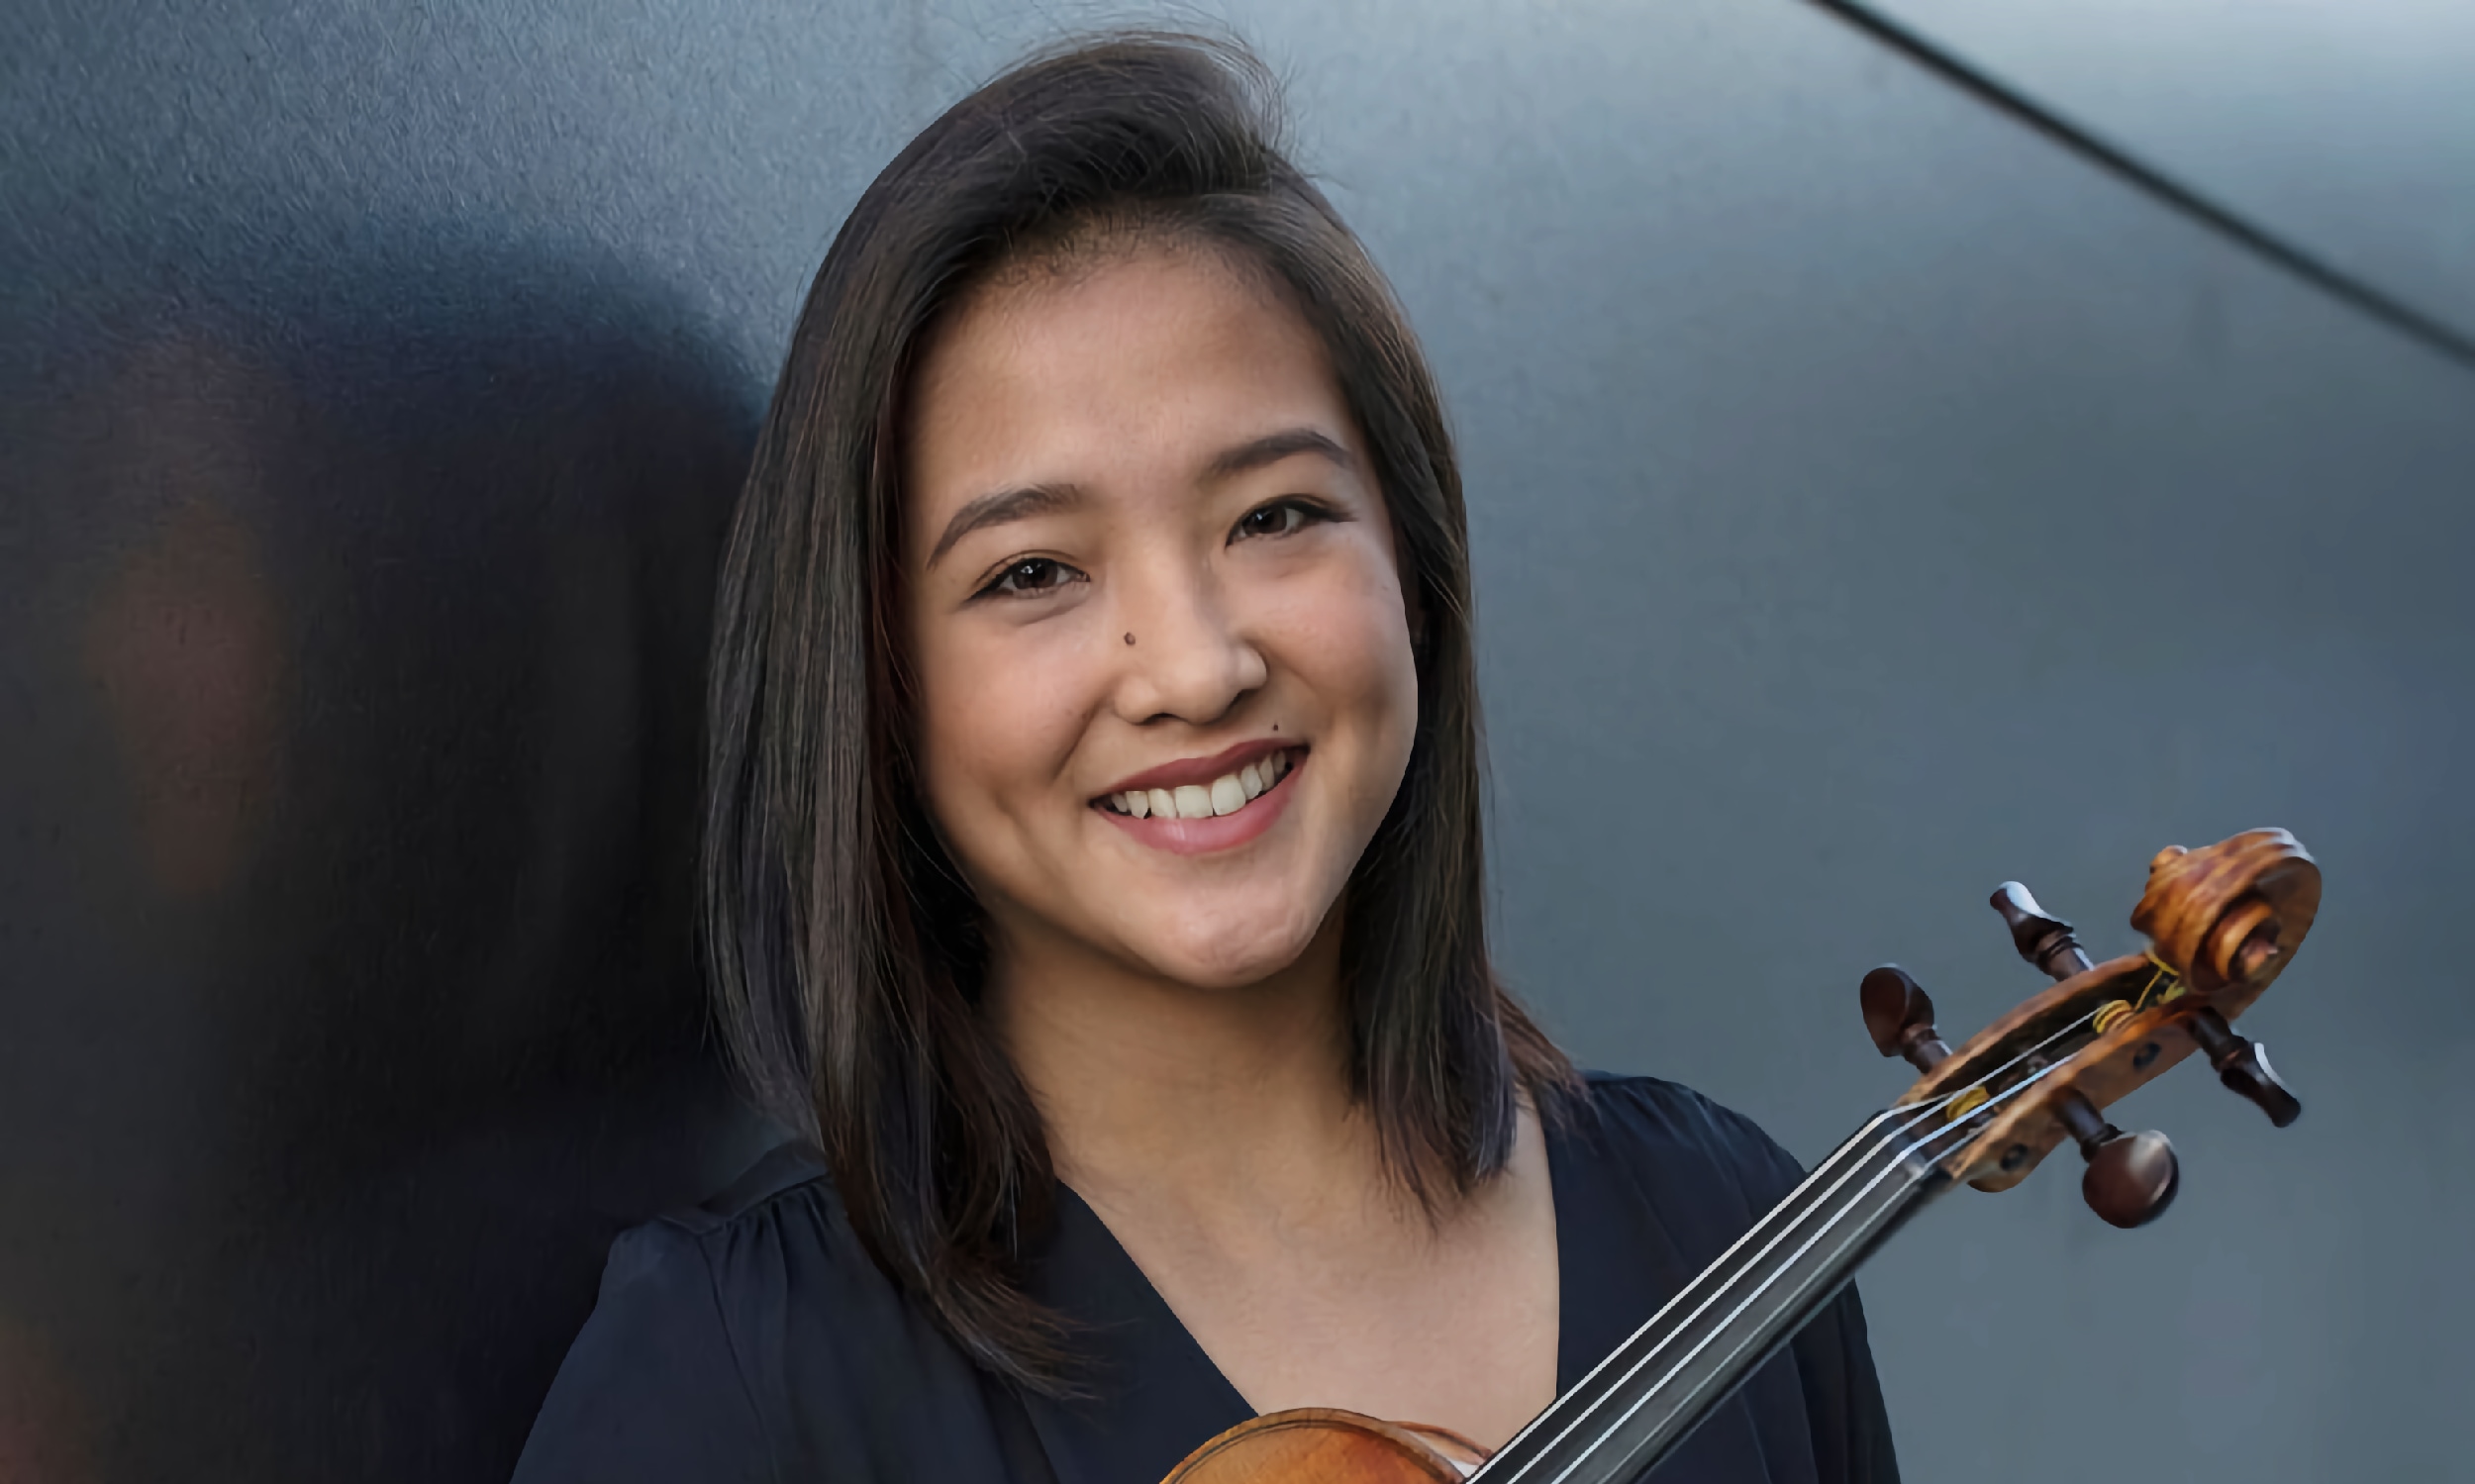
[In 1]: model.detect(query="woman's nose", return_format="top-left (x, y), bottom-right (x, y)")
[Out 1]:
top-left (1111, 564), bottom-right (1268, 727)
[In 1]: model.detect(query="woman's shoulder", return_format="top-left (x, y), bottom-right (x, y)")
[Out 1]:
top-left (1560, 1069), bottom-right (1809, 1212)
top-left (596, 1140), bottom-right (844, 1291)
top-left (642, 1138), bottom-right (838, 1240)
top-left (513, 1142), bottom-right (938, 1484)
top-left (511, 1144), bottom-right (834, 1482)
top-left (521, 1140), bottom-right (1048, 1481)
top-left (595, 1138), bottom-right (947, 1356)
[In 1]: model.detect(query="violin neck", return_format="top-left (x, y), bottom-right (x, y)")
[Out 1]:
top-left (1475, 1110), bottom-right (1951, 1484)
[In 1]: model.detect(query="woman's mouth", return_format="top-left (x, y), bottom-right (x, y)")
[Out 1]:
top-left (1097, 745), bottom-right (1300, 821)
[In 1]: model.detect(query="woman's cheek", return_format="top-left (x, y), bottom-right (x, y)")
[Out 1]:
top-left (1292, 571), bottom-right (1419, 789)
top-left (950, 625), bottom-right (1104, 817)
top-left (1338, 544), bottom-right (1419, 713)
top-left (918, 630), bottom-right (1037, 823)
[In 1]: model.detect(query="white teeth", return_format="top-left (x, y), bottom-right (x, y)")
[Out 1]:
top-left (1107, 750), bottom-right (1298, 820)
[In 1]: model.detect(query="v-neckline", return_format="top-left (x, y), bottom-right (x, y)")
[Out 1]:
top-left (1015, 1104), bottom-right (1630, 1484)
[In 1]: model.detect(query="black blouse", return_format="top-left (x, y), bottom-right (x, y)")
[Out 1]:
top-left (512, 1074), bottom-right (1899, 1484)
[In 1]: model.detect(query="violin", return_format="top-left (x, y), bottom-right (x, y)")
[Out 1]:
top-left (1159, 829), bottom-right (2322, 1483)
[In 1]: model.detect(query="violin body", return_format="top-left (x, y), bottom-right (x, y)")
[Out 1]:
top-left (1163, 1409), bottom-right (1484, 1482)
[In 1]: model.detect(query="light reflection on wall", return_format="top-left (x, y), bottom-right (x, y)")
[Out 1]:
top-left (80, 338), bottom-right (290, 905)
top-left (0, 1319), bottom-right (93, 1484)
top-left (1, 255), bottom-right (768, 1483)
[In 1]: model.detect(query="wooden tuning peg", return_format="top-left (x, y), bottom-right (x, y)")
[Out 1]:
top-left (2185, 1007), bottom-right (2303, 1128)
top-left (1860, 965), bottom-right (1951, 1073)
top-left (2051, 1088), bottom-right (2179, 1228)
top-left (1989, 881), bottom-right (2097, 981)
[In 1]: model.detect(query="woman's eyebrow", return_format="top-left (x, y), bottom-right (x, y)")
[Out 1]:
top-left (1204, 427), bottom-right (1353, 483)
top-left (927, 481), bottom-right (1084, 568)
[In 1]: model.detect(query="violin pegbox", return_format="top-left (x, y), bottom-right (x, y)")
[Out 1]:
top-left (1858, 830), bottom-right (2320, 1229)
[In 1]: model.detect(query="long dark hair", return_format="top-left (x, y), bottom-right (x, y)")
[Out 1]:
top-left (701, 31), bottom-right (1574, 1390)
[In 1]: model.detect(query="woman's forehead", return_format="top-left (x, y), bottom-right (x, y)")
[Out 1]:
top-left (922, 237), bottom-right (1300, 391)
top-left (902, 244), bottom-right (1351, 528)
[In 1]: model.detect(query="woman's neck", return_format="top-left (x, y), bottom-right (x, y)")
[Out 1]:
top-left (984, 908), bottom-right (1379, 1217)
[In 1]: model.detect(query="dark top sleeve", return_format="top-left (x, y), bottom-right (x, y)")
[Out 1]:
top-left (510, 1221), bottom-right (776, 1484)
top-left (1791, 1282), bottom-right (1900, 1484)
top-left (509, 1145), bottom-right (1042, 1484)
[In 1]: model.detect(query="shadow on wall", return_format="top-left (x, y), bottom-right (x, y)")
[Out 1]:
top-left (0, 227), bottom-right (779, 1483)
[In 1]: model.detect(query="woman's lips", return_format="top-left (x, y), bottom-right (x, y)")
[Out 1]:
top-left (1098, 738), bottom-right (1294, 799)
top-left (1094, 747), bottom-right (1304, 856)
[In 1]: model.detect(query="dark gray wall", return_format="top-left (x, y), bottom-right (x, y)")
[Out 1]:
top-left (4, 2), bottom-right (2467, 1482)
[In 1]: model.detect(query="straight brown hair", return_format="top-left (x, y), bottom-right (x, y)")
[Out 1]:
top-left (701, 31), bottom-right (1573, 1391)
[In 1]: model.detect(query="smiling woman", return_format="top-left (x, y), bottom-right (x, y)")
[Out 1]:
top-left (513, 31), bottom-right (1896, 1484)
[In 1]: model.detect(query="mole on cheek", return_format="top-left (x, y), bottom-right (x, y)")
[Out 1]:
top-left (1123, 633), bottom-right (1135, 645)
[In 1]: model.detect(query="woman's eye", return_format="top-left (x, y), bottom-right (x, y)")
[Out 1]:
top-left (1234, 499), bottom-right (1328, 542)
top-left (977, 556), bottom-right (1084, 599)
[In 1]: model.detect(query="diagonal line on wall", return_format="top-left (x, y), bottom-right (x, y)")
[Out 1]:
top-left (1807, 0), bottom-right (2475, 378)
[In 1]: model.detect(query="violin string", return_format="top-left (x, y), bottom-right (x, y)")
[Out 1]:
top-left (1520, 1066), bottom-right (2073, 1484)
top-left (1489, 1008), bottom-right (2106, 1484)
top-left (1888, 1004), bottom-right (2105, 1120)
top-left (1484, 1000), bottom-right (2107, 1482)
top-left (1560, 999), bottom-right (2110, 1432)
top-left (1526, 1025), bottom-right (2116, 1484)
top-left (1474, 1106), bottom-right (1930, 1479)
top-left (1485, 1107), bottom-right (1949, 1482)
top-left (1503, 1128), bottom-right (1952, 1484)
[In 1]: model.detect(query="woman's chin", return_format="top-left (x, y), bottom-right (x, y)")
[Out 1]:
top-left (1120, 915), bottom-right (1328, 994)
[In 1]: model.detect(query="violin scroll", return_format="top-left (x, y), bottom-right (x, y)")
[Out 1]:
top-left (2130, 831), bottom-right (2320, 995)
top-left (1860, 830), bottom-right (2319, 1215)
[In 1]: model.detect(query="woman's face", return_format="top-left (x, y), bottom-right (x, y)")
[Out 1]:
top-left (903, 242), bottom-right (1419, 992)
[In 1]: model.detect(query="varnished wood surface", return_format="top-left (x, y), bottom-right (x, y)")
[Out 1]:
top-left (1162, 1409), bottom-right (1475, 1482)
top-left (1897, 952), bottom-right (2155, 1109)
top-left (1894, 830), bottom-right (2321, 1191)
top-left (2130, 830), bottom-right (2321, 995)
top-left (1957, 993), bottom-right (2203, 1191)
